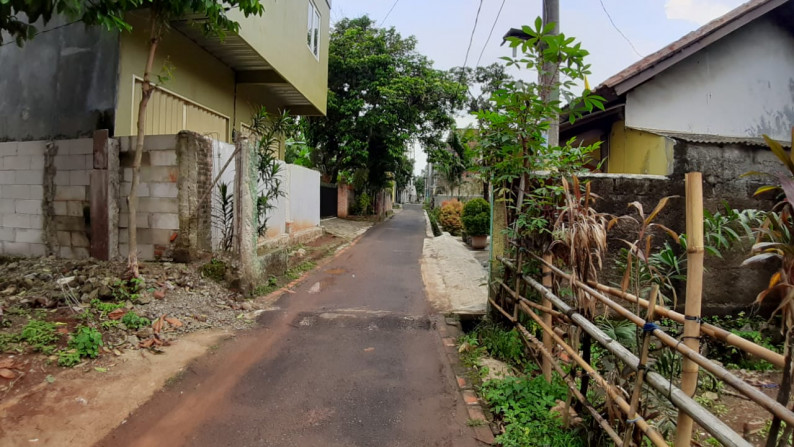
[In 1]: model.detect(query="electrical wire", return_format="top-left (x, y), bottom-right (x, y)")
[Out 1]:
top-left (599, 0), bottom-right (643, 58)
top-left (462, 0), bottom-right (484, 69)
top-left (379, 0), bottom-right (400, 26)
top-left (475, 0), bottom-right (507, 68)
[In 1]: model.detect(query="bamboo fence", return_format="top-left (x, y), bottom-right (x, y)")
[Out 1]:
top-left (488, 171), bottom-right (794, 447)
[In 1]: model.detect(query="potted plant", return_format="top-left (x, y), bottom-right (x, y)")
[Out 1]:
top-left (462, 198), bottom-right (490, 249)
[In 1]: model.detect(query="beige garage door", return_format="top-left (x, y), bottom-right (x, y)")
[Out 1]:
top-left (132, 79), bottom-right (230, 142)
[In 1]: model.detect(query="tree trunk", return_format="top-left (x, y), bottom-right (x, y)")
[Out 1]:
top-left (127, 14), bottom-right (161, 277)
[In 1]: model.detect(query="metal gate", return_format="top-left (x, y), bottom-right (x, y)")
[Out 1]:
top-left (320, 183), bottom-right (338, 217)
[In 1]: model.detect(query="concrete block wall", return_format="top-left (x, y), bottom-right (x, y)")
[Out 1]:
top-left (257, 162), bottom-right (321, 240)
top-left (0, 138), bottom-right (93, 258)
top-left (117, 135), bottom-right (180, 260)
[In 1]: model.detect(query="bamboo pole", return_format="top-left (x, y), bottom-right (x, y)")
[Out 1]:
top-left (542, 252), bottom-right (554, 382)
top-left (515, 321), bottom-right (624, 447)
top-left (513, 251), bottom-right (523, 322)
top-left (676, 172), bottom-right (705, 447)
top-left (586, 281), bottom-right (784, 368)
top-left (495, 279), bottom-right (566, 318)
top-left (517, 256), bottom-right (794, 427)
top-left (514, 300), bottom-right (669, 447)
top-left (623, 285), bottom-right (659, 447)
top-left (519, 272), bottom-right (752, 447)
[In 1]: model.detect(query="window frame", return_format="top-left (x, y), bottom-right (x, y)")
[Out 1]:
top-left (307, 0), bottom-right (321, 59)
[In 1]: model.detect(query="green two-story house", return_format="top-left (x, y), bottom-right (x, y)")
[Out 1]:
top-left (0, 0), bottom-right (330, 143)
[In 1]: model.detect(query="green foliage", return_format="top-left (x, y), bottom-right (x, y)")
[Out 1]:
top-left (69, 326), bottom-right (103, 359)
top-left (474, 19), bottom-right (604, 248)
top-left (250, 108), bottom-right (291, 237)
top-left (215, 182), bottom-right (234, 251)
top-left (57, 350), bottom-right (81, 367)
top-left (439, 199), bottom-right (463, 235)
top-left (703, 312), bottom-right (780, 370)
top-left (595, 317), bottom-right (636, 349)
top-left (121, 312), bottom-right (151, 330)
top-left (284, 138), bottom-right (314, 168)
top-left (433, 131), bottom-right (474, 197)
top-left (357, 192), bottom-right (372, 216)
top-left (201, 258), bottom-right (227, 282)
top-left (449, 63), bottom-right (514, 114)
top-left (413, 176), bottom-right (425, 199)
top-left (426, 207), bottom-right (442, 237)
top-left (462, 198), bottom-right (490, 236)
top-left (481, 375), bottom-right (583, 447)
top-left (111, 278), bottom-right (144, 302)
top-left (303, 16), bottom-right (464, 192)
top-left (20, 319), bottom-right (59, 354)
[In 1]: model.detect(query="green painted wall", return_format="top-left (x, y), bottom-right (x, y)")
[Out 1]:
top-left (607, 120), bottom-right (674, 175)
top-left (115, 12), bottom-right (236, 139)
top-left (230, 0), bottom-right (329, 115)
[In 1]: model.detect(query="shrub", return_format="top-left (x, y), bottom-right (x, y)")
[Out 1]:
top-left (427, 208), bottom-right (442, 237)
top-left (439, 199), bottom-right (463, 235)
top-left (462, 198), bottom-right (490, 236)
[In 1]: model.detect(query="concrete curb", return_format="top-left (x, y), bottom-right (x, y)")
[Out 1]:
top-left (423, 208), bottom-right (434, 239)
top-left (436, 318), bottom-right (495, 445)
top-left (256, 224), bottom-right (370, 305)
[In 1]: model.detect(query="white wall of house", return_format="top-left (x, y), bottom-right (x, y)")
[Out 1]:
top-left (626, 15), bottom-right (794, 142)
top-left (258, 161), bottom-right (320, 240)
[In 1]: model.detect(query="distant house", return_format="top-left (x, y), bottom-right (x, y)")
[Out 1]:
top-left (0, 1), bottom-right (330, 146)
top-left (561, 0), bottom-right (794, 183)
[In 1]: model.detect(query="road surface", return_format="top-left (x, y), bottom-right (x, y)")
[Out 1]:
top-left (98, 204), bottom-right (478, 447)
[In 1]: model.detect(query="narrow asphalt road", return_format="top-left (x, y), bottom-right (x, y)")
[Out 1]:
top-left (98, 204), bottom-right (478, 447)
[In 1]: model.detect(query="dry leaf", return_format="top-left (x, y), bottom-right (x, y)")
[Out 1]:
top-left (0, 368), bottom-right (17, 379)
top-left (139, 338), bottom-right (155, 349)
top-left (165, 317), bottom-right (183, 328)
top-left (108, 308), bottom-right (126, 320)
top-left (152, 315), bottom-right (166, 334)
top-left (0, 358), bottom-right (16, 369)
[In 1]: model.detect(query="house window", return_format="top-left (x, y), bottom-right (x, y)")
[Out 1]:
top-left (307, 0), bottom-right (320, 59)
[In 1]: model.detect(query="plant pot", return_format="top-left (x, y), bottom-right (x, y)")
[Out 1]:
top-left (470, 234), bottom-right (488, 250)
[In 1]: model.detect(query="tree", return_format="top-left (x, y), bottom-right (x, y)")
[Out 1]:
top-left (414, 176), bottom-right (425, 200)
top-left (432, 131), bottom-right (473, 198)
top-left (123, 0), bottom-right (264, 277)
top-left (449, 63), bottom-right (514, 114)
top-left (303, 16), bottom-right (464, 195)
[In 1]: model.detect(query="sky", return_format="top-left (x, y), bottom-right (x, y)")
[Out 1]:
top-left (330, 0), bottom-right (748, 174)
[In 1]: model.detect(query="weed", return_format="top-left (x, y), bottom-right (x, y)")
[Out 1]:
top-left (466, 419), bottom-right (487, 427)
top-left (57, 350), bottom-right (81, 367)
top-left (20, 319), bottom-right (59, 354)
top-left (286, 261), bottom-right (316, 280)
top-left (121, 312), bottom-right (151, 330)
top-left (111, 278), bottom-right (144, 302)
top-left (200, 259), bottom-right (227, 282)
top-left (91, 299), bottom-right (125, 316)
top-left (100, 320), bottom-right (120, 330)
top-left (481, 375), bottom-right (584, 447)
top-left (68, 326), bottom-right (103, 358)
top-left (165, 369), bottom-right (186, 388)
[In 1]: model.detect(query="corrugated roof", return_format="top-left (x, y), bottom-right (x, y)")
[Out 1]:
top-left (595, 0), bottom-right (788, 97)
top-left (649, 130), bottom-right (791, 148)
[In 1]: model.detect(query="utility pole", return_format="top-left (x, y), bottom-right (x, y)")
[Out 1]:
top-left (539, 0), bottom-right (559, 384)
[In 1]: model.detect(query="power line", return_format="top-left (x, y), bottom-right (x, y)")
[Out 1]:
top-left (0, 19), bottom-right (82, 47)
top-left (462, 0), bottom-right (484, 69)
top-left (475, 0), bottom-right (507, 68)
top-left (598, 0), bottom-right (643, 58)
top-left (379, 0), bottom-right (400, 26)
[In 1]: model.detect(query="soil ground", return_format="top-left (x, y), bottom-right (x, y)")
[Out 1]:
top-left (0, 227), bottom-right (353, 446)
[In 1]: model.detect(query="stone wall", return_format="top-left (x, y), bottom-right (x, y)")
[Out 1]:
top-left (582, 171), bottom-right (774, 315)
top-left (0, 138), bottom-right (93, 258)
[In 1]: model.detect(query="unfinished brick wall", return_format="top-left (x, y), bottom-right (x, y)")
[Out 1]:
top-left (117, 135), bottom-right (180, 261)
top-left (0, 138), bottom-right (93, 258)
